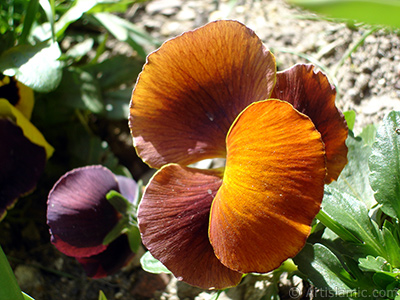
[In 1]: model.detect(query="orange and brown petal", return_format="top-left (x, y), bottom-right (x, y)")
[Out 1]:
top-left (270, 64), bottom-right (348, 183)
top-left (209, 100), bottom-right (326, 273)
top-left (130, 20), bottom-right (276, 169)
top-left (138, 164), bottom-right (242, 289)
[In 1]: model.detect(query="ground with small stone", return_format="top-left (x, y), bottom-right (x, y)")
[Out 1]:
top-left (2, 0), bottom-right (400, 299)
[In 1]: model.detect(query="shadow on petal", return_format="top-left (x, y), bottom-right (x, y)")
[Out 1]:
top-left (271, 64), bottom-right (348, 183)
top-left (0, 76), bottom-right (34, 119)
top-left (47, 166), bottom-right (120, 257)
top-left (0, 118), bottom-right (46, 220)
top-left (209, 100), bottom-right (326, 273)
top-left (77, 234), bottom-right (135, 278)
top-left (138, 164), bottom-right (242, 290)
top-left (130, 20), bottom-right (276, 169)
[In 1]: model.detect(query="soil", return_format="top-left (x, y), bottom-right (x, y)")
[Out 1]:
top-left (2, 0), bottom-right (400, 300)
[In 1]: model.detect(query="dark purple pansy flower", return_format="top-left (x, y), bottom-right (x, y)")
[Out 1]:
top-left (47, 165), bottom-right (137, 278)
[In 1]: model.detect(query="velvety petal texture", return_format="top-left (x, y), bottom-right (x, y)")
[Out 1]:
top-left (138, 165), bottom-right (242, 289)
top-left (130, 20), bottom-right (276, 169)
top-left (209, 100), bottom-right (326, 273)
top-left (77, 234), bottom-right (135, 278)
top-left (47, 166), bottom-right (121, 257)
top-left (0, 118), bottom-right (46, 220)
top-left (270, 64), bottom-right (348, 182)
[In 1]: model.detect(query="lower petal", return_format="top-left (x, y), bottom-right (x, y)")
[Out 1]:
top-left (138, 164), bottom-right (242, 289)
top-left (209, 100), bottom-right (326, 273)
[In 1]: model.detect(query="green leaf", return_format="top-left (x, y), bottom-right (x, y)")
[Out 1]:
top-left (330, 132), bottom-right (375, 209)
top-left (369, 111), bottom-right (400, 219)
top-left (106, 190), bottom-right (132, 215)
top-left (358, 124), bottom-right (377, 147)
top-left (294, 243), bottom-right (356, 299)
top-left (91, 12), bottom-right (160, 59)
top-left (382, 223), bottom-right (400, 268)
top-left (83, 55), bottom-right (143, 90)
top-left (321, 186), bottom-right (385, 257)
top-left (20, 0), bottom-right (40, 43)
top-left (0, 40), bottom-right (62, 92)
top-left (288, 0), bottom-right (400, 28)
top-left (22, 292), bottom-right (35, 300)
top-left (140, 251), bottom-right (172, 275)
top-left (98, 290), bottom-right (107, 300)
top-left (103, 89), bottom-right (131, 120)
top-left (0, 246), bottom-right (24, 300)
top-left (344, 110), bottom-right (356, 131)
top-left (359, 256), bottom-right (392, 273)
top-left (52, 67), bottom-right (104, 113)
top-left (55, 0), bottom-right (98, 38)
top-left (127, 225), bottom-right (141, 253)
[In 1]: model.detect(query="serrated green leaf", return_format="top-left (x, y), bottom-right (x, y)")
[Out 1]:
top-left (140, 251), bottom-right (172, 275)
top-left (0, 41), bottom-right (62, 92)
top-left (359, 256), bottom-right (391, 273)
top-left (288, 0), bottom-right (400, 28)
top-left (344, 110), bottom-right (356, 131)
top-left (369, 111), bottom-right (400, 219)
top-left (330, 132), bottom-right (375, 209)
top-left (0, 246), bottom-right (24, 300)
top-left (321, 186), bottom-right (385, 257)
top-left (294, 243), bottom-right (356, 299)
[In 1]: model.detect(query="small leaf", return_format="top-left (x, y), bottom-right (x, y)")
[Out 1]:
top-left (127, 225), bottom-right (141, 253)
top-left (343, 110), bottom-right (356, 131)
top-left (359, 256), bottom-right (391, 273)
top-left (369, 111), bottom-right (400, 219)
top-left (140, 251), bottom-right (172, 274)
top-left (0, 41), bottom-right (62, 92)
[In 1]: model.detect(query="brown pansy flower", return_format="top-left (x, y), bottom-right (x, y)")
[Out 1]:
top-left (129, 20), bottom-right (348, 289)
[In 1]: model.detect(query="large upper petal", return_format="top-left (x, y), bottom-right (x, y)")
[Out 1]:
top-left (138, 165), bottom-right (242, 289)
top-left (209, 100), bottom-right (326, 273)
top-left (270, 64), bottom-right (348, 183)
top-left (130, 20), bottom-right (276, 169)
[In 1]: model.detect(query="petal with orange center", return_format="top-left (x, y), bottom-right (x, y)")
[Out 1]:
top-left (138, 164), bottom-right (242, 289)
top-left (130, 20), bottom-right (276, 169)
top-left (270, 64), bottom-right (348, 183)
top-left (209, 100), bottom-right (326, 273)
